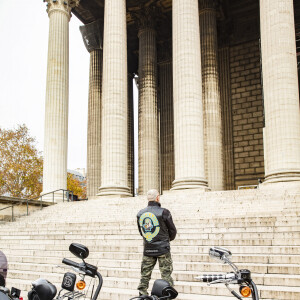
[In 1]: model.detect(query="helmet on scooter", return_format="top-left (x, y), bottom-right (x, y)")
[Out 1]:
top-left (28, 279), bottom-right (57, 300)
top-left (151, 279), bottom-right (178, 299)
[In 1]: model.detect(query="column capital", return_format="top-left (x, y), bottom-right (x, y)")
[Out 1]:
top-left (45, 0), bottom-right (80, 18)
top-left (130, 5), bottom-right (159, 33)
top-left (80, 19), bottom-right (103, 53)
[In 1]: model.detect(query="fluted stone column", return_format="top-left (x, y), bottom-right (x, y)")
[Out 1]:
top-left (260, 0), bottom-right (300, 187)
top-left (158, 43), bottom-right (174, 192)
top-left (137, 10), bottom-right (160, 195)
top-left (98, 0), bottom-right (130, 196)
top-left (128, 73), bottom-right (134, 196)
top-left (43, 0), bottom-right (79, 200)
top-left (80, 21), bottom-right (103, 198)
top-left (219, 47), bottom-right (235, 190)
top-left (199, 0), bottom-right (224, 191)
top-left (172, 0), bottom-right (208, 190)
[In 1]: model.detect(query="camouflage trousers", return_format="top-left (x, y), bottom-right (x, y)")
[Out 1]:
top-left (137, 252), bottom-right (174, 295)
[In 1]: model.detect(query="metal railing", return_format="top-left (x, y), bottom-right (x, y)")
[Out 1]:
top-left (0, 189), bottom-right (74, 222)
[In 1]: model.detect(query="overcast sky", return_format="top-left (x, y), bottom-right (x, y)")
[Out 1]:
top-left (0, 0), bottom-right (90, 171)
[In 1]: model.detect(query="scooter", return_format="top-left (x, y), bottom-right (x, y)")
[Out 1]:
top-left (195, 246), bottom-right (259, 300)
top-left (28, 243), bottom-right (103, 300)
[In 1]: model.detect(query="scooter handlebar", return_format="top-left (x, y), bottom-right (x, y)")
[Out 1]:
top-left (195, 273), bottom-right (236, 283)
top-left (62, 258), bottom-right (80, 269)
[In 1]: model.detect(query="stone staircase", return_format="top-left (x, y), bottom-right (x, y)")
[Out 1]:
top-left (1, 189), bottom-right (300, 299)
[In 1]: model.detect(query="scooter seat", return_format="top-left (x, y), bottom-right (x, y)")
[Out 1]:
top-left (29, 279), bottom-right (57, 300)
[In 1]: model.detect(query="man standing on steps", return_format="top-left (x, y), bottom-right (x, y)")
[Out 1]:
top-left (137, 189), bottom-right (177, 296)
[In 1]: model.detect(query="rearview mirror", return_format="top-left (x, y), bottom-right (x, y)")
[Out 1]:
top-left (69, 243), bottom-right (89, 259)
top-left (209, 246), bottom-right (232, 262)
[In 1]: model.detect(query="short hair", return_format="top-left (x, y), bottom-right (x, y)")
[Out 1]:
top-left (147, 189), bottom-right (159, 201)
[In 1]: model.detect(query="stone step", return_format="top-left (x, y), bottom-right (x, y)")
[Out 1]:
top-left (5, 258), bottom-right (300, 276)
top-left (4, 245), bottom-right (300, 257)
top-left (14, 207), bottom-right (298, 221)
top-left (2, 231), bottom-right (300, 241)
top-left (6, 252), bottom-right (300, 265)
top-left (19, 207), bottom-right (289, 215)
top-left (3, 224), bottom-right (300, 234)
top-left (2, 242), bottom-right (300, 256)
top-left (2, 238), bottom-right (299, 248)
top-left (3, 229), bottom-right (300, 241)
top-left (17, 209), bottom-right (289, 218)
top-left (5, 215), bottom-right (300, 229)
top-left (20, 209), bottom-right (299, 220)
top-left (2, 200), bottom-right (292, 213)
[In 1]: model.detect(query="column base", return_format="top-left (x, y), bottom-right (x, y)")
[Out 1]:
top-left (97, 185), bottom-right (132, 197)
top-left (171, 177), bottom-right (209, 191)
top-left (260, 171), bottom-right (300, 190)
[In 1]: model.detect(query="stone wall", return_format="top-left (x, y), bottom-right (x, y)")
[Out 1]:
top-left (0, 196), bottom-right (54, 222)
top-left (0, 203), bottom-right (30, 222)
top-left (229, 40), bottom-right (265, 188)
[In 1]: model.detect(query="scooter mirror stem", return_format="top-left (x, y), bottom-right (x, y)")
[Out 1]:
top-left (223, 256), bottom-right (239, 273)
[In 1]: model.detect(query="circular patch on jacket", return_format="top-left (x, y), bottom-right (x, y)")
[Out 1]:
top-left (139, 212), bottom-right (160, 242)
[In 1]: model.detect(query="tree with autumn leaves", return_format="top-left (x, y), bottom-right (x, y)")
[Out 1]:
top-left (0, 125), bottom-right (43, 199)
top-left (0, 125), bottom-right (86, 200)
top-left (67, 173), bottom-right (87, 200)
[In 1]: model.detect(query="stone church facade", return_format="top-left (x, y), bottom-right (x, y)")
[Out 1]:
top-left (42, 0), bottom-right (300, 198)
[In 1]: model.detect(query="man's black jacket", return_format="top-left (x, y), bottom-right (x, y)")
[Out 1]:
top-left (137, 201), bottom-right (177, 257)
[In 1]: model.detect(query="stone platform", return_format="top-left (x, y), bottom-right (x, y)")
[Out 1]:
top-left (1, 189), bottom-right (300, 299)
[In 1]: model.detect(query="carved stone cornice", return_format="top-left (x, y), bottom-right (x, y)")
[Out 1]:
top-left (45, 0), bottom-right (80, 18)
